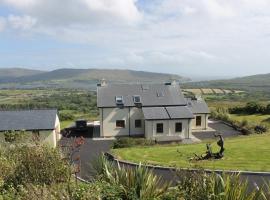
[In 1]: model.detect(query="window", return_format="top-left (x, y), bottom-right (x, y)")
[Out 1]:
top-left (133, 95), bottom-right (141, 103)
top-left (196, 116), bottom-right (202, 126)
top-left (115, 96), bottom-right (124, 105)
top-left (116, 120), bottom-right (125, 128)
top-left (175, 122), bottom-right (182, 132)
top-left (135, 119), bottom-right (142, 128)
top-left (156, 123), bottom-right (163, 133)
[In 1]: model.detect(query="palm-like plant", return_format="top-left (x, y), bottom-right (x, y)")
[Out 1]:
top-left (92, 155), bottom-right (170, 200)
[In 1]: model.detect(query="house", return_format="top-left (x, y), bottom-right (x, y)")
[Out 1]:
top-left (97, 80), bottom-right (210, 142)
top-left (0, 109), bottom-right (61, 147)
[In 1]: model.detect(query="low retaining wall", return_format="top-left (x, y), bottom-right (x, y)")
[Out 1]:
top-left (105, 152), bottom-right (270, 189)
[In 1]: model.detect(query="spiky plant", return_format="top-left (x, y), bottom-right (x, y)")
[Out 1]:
top-left (92, 155), bottom-right (170, 200)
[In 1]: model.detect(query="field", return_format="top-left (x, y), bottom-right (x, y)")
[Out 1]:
top-left (0, 89), bottom-right (98, 129)
top-left (230, 114), bottom-right (270, 126)
top-left (112, 134), bottom-right (270, 172)
top-left (183, 88), bottom-right (244, 95)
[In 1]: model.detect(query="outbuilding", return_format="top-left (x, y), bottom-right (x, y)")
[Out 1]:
top-left (0, 109), bottom-right (61, 147)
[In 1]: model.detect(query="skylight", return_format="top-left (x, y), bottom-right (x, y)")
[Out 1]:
top-left (133, 95), bottom-right (141, 104)
top-left (115, 96), bottom-right (124, 105)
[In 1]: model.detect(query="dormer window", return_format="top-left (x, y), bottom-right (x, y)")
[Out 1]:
top-left (133, 95), bottom-right (141, 104)
top-left (115, 96), bottom-right (124, 105)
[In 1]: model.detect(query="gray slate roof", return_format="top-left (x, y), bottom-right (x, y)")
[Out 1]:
top-left (187, 99), bottom-right (210, 114)
top-left (97, 84), bottom-right (187, 107)
top-left (0, 109), bottom-right (58, 131)
top-left (142, 106), bottom-right (194, 120)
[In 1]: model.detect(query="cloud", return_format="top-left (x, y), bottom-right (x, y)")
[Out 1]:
top-left (1, 0), bottom-right (270, 77)
top-left (0, 0), bottom-right (142, 26)
top-left (8, 15), bottom-right (37, 30)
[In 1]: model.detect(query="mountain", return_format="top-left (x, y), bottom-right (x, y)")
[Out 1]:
top-left (0, 68), bottom-right (44, 79)
top-left (184, 73), bottom-right (270, 91)
top-left (0, 68), bottom-right (190, 89)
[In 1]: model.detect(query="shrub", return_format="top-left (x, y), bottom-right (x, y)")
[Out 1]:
top-left (92, 155), bottom-right (170, 200)
top-left (254, 125), bottom-right (268, 134)
top-left (2, 145), bottom-right (71, 189)
top-left (59, 111), bottom-right (75, 121)
top-left (112, 137), bottom-right (155, 149)
top-left (173, 170), bottom-right (266, 200)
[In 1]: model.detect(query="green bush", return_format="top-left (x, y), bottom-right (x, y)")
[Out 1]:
top-left (112, 137), bottom-right (156, 149)
top-left (2, 145), bottom-right (71, 189)
top-left (59, 111), bottom-right (75, 121)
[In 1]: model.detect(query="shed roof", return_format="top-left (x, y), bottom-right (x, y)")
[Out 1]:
top-left (142, 106), bottom-right (194, 120)
top-left (187, 99), bottom-right (210, 114)
top-left (97, 83), bottom-right (187, 108)
top-left (0, 109), bottom-right (58, 131)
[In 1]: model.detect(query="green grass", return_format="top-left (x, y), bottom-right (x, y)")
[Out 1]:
top-left (112, 134), bottom-right (270, 172)
top-left (230, 114), bottom-right (270, 126)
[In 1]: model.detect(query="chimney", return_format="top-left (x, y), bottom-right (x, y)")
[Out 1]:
top-left (99, 78), bottom-right (107, 87)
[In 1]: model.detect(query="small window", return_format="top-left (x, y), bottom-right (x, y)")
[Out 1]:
top-left (156, 123), bottom-right (163, 133)
top-left (196, 116), bottom-right (202, 126)
top-left (175, 122), bottom-right (182, 132)
top-left (135, 119), bottom-right (142, 128)
top-left (116, 120), bottom-right (125, 128)
top-left (115, 96), bottom-right (124, 105)
top-left (133, 95), bottom-right (141, 103)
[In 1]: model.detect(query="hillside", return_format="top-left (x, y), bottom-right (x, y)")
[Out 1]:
top-left (184, 73), bottom-right (270, 92)
top-left (0, 68), bottom-right (44, 79)
top-left (0, 68), bottom-right (189, 89)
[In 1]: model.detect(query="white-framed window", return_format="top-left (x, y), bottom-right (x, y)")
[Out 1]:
top-left (135, 119), bottom-right (142, 128)
top-left (156, 123), bottom-right (163, 134)
top-left (196, 116), bottom-right (202, 126)
top-left (116, 120), bottom-right (125, 128)
top-left (133, 95), bottom-right (141, 103)
top-left (115, 96), bottom-right (124, 105)
top-left (175, 122), bottom-right (182, 132)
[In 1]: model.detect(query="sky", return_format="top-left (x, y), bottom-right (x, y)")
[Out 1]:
top-left (0, 0), bottom-right (270, 79)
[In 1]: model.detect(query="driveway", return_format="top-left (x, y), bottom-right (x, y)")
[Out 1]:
top-left (193, 120), bottom-right (241, 140)
top-left (59, 137), bottom-right (114, 181)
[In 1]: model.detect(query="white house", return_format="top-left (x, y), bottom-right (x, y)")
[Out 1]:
top-left (0, 109), bottom-right (61, 147)
top-left (97, 80), bottom-right (209, 142)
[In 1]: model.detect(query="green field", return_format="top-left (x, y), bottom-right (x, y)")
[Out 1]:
top-left (0, 89), bottom-right (98, 129)
top-left (230, 114), bottom-right (270, 126)
top-left (112, 134), bottom-right (270, 172)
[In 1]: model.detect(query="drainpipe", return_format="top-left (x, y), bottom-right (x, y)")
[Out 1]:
top-left (129, 107), bottom-right (131, 137)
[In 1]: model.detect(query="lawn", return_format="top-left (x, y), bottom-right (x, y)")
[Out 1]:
top-left (230, 114), bottom-right (270, 126)
top-left (112, 134), bottom-right (270, 172)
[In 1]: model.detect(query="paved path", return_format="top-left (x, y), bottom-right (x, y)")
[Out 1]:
top-left (60, 137), bottom-right (113, 180)
top-left (193, 120), bottom-right (240, 140)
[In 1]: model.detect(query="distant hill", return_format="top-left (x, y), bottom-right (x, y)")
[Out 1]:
top-left (185, 73), bottom-right (270, 92)
top-left (0, 68), bottom-right (44, 79)
top-left (0, 68), bottom-right (190, 89)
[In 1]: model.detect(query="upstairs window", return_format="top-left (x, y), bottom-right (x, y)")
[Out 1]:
top-left (116, 120), bottom-right (125, 128)
top-left (133, 95), bottom-right (141, 104)
top-left (115, 96), bottom-right (124, 105)
top-left (175, 123), bottom-right (182, 132)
